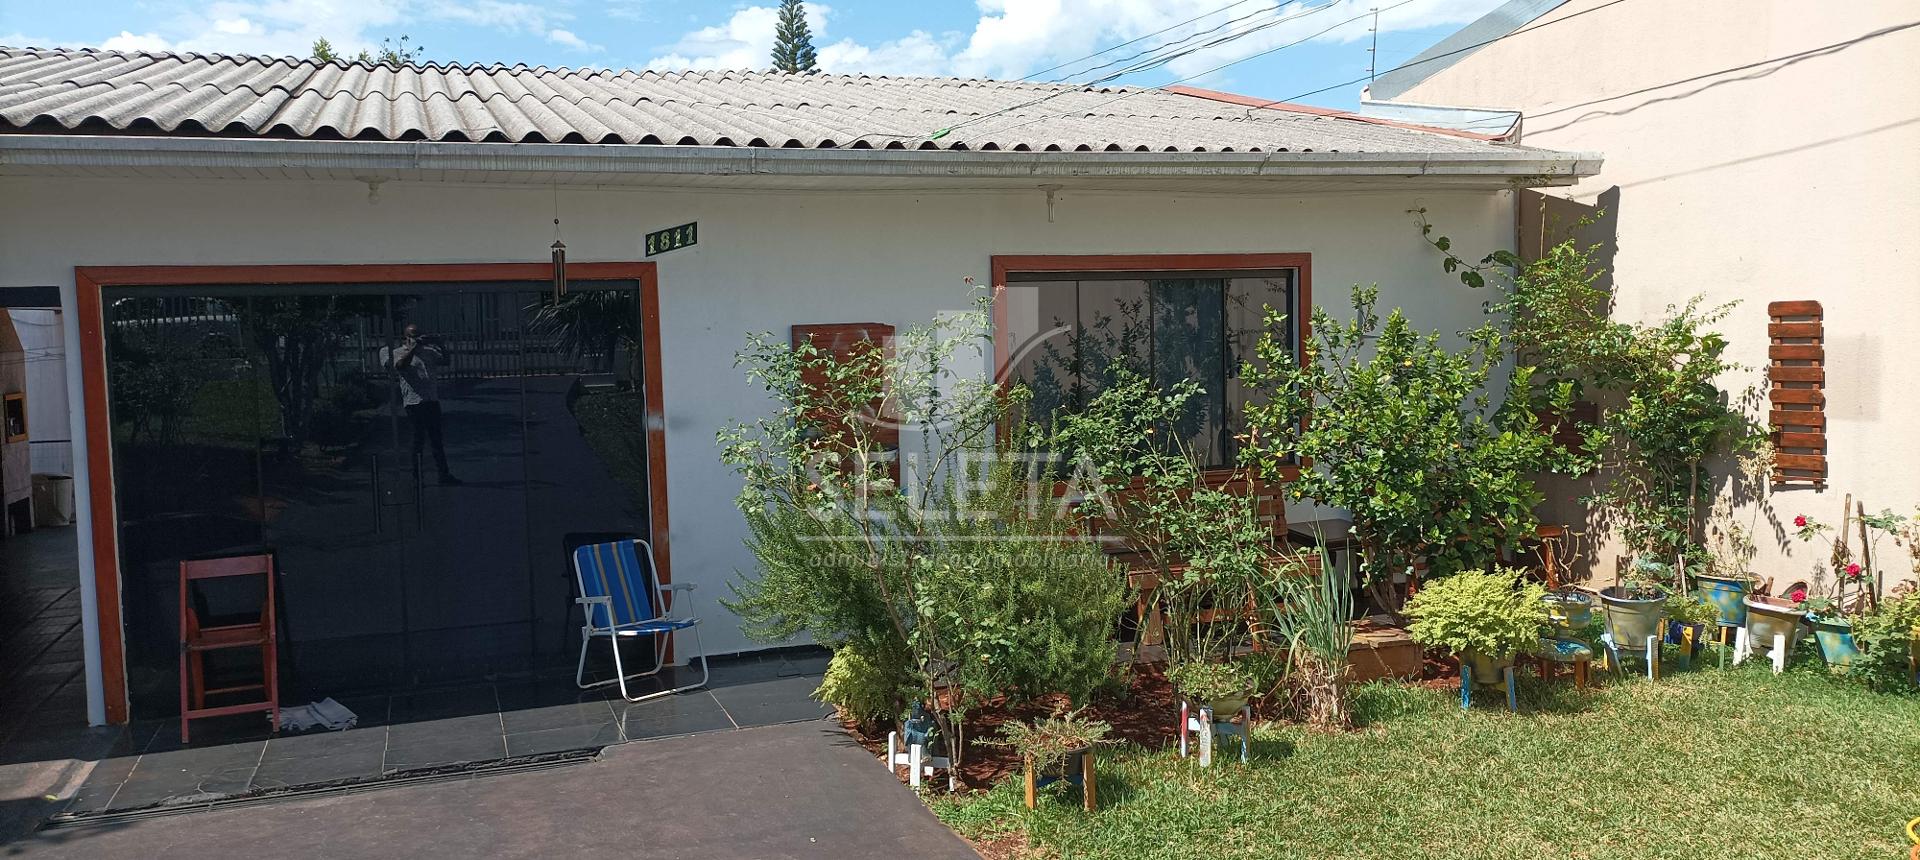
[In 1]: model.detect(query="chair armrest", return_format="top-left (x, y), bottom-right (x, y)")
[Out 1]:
top-left (576, 596), bottom-right (612, 605)
top-left (664, 582), bottom-right (697, 592)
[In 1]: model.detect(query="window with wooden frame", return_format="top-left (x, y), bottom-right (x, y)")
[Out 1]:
top-left (994, 254), bottom-right (1309, 475)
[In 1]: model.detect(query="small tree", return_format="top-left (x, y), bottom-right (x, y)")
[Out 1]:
top-left (770, 0), bottom-right (820, 73)
top-left (720, 290), bottom-right (1125, 776)
top-left (1241, 286), bottom-right (1565, 610)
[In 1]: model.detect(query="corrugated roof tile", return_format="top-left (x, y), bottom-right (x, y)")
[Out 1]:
top-left (0, 44), bottom-right (1523, 152)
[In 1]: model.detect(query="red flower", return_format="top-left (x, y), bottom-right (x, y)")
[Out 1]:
top-left (1845, 563), bottom-right (1863, 578)
top-left (1793, 515), bottom-right (1807, 527)
top-left (1789, 589), bottom-right (1808, 603)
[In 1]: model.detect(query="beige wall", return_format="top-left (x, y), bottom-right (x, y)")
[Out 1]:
top-left (1394, 0), bottom-right (1920, 592)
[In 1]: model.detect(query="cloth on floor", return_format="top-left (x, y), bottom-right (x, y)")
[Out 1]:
top-left (278, 698), bottom-right (358, 732)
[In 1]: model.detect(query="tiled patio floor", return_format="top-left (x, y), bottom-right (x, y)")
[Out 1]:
top-left (0, 526), bottom-right (835, 826)
top-left (53, 648), bottom-right (831, 816)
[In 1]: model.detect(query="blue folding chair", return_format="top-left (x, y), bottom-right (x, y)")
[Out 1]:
top-left (572, 539), bottom-right (709, 702)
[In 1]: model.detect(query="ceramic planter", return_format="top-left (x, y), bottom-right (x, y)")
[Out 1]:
top-left (1542, 591), bottom-right (1594, 638)
top-left (1741, 596), bottom-right (1807, 666)
top-left (1810, 617), bottom-right (1862, 668)
top-left (1460, 649), bottom-right (1516, 688)
top-left (1599, 587), bottom-right (1667, 646)
top-left (1693, 573), bottom-right (1753, 627)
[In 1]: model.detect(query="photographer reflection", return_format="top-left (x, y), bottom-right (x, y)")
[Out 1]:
top-left (384, 323), bottom-right (463, 485)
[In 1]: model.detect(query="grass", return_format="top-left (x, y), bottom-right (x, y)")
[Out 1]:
top-left (930, 650), bottom-right (1920, 860)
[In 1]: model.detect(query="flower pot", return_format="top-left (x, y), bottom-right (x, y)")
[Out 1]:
top-left (1542, 591), bottom-right (1594, 638)
top-left (1693, 573), bottom-right (1752, 627)
top-left (1665, 620), bottom-right (1707, 657)
top-left (1810, 616), bottom-right (1862, 668)
top-left (1194, 695), bottom-right (1249, 717)
top-left (1599, 587), bottom-right (1667, 647)
top-left (1460, 649), bottom-right (1515, 688)
top-left (1742, 596), bottom-right (1806, 656)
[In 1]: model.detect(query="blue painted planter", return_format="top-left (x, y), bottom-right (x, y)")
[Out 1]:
top-left (1665, 620), bottom-right (1707, 657)
top-left (1810, 617), bottom-right (1862, 668)
top-left (1693, 573), bottom-right (1752, 627)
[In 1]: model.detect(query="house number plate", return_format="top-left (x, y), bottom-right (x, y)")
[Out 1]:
top-left (645, 222), bottom-right (697, 256)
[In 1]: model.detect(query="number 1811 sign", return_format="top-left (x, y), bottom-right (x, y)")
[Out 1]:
top-left (645, 222), bottom-right (697, 256)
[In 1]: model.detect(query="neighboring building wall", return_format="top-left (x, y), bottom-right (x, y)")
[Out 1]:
top-left (1390, 0), bottom-right (1920, 590)
top-left (0, 175), bottom-right (1515, 656)
top-left (12, 309), bottom-right (71, 476)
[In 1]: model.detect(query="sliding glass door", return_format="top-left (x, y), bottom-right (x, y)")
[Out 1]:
top-left (104, 280), bottom-right (650, 714)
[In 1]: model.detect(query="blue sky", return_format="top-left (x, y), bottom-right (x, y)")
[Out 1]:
top-left (0, 0), bottom-right (1507, 109)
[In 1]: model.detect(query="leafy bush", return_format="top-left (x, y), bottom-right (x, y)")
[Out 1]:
top-left (720, 291), bottom-right (1127, 770)
top-left (1045, 369), bottom-right (1274, 670)
top-left (1416, 217), bottom-right (1761, 562)
top-left (1665, 593), bottom-right (1721, 629)
top-left (1241, 286), bottom-right (1564, 606)
top-left (1404, 567), bottom-right (1548, 660)
top-left (1166, 659), bottom-right (1260, 705)
top-left (1847, 593), bottom-right (1920, 693)
top-left (815, 640), bottom-right (913, 733)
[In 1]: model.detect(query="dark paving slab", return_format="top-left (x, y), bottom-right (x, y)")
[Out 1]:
top-left (34, 647), bottom-right (833, 820)
top-left (10, 720), bottom-right (980, 860)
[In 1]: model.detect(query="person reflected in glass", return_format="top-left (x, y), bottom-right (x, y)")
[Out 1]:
top-left (387, 323), bottom-right (462, 485)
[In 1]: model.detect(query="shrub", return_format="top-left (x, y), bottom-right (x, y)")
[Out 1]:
top-left (1848, 593), bottom-right (1920, 694)
top-left (720, 290), bottom-right (1127, 770)
top-left (1257, 547), bottom-right (1356, 729)
top-left (1404, 567), bottom-right (1548, 660)
top-left (993, 708), bottom-right (1112, 774)
top-left (1241, 286), bottom-right (1563, 608)
top-left (816, 640), bottom-right (913, 734)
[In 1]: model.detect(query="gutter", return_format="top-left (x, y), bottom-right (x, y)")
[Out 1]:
top-left (0, 135), bottom-right (1602, 184)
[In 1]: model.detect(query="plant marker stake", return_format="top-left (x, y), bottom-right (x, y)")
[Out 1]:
top-left (1460, 663), bottom-right (1472, 710)
top-left (1504, 666), bottom-right (1517, 713)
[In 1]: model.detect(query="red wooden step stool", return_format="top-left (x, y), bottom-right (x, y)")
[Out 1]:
top-left (179, 553), bottom-right (279, 743)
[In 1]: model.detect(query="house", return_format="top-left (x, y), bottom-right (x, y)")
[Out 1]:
top-left (1363, 0), bottom-right (1920, 588)
top-left (0, 45), bottom-right (1599, 727)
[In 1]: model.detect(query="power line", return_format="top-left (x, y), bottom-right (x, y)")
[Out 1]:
top-left (1020, 0), bottom-right (1262, 82)
top-left (1045, 0), bottom-right (1327, 84)
top-left (1250, 0), bottom-right (1636, 109)
top-left (929, 0), bottom-right (1356, 143)
top-left (963, 0), bottom-right (1412, 142)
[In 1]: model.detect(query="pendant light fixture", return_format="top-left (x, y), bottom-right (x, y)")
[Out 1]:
top-left (550, 185), bottom-right (568, 301)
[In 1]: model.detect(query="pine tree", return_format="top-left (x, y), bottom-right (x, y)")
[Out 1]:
top-left (769, 0), bottom-right (819, 74)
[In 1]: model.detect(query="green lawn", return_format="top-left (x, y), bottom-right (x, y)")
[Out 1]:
top-left (931, 655), bottom-right (1920, 860)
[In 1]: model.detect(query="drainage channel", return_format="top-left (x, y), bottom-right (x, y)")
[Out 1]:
top-left (39, 747), bottom-right (605, 830)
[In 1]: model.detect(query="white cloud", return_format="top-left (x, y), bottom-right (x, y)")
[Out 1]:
top-left (645, 0), bottom-right (1506, 81)
top-left (98, 31), bottom-right (179, 53)
top-left (41, 0), bottom-right (580, 62)
top-left (548, 28), bottom-right (601, 52)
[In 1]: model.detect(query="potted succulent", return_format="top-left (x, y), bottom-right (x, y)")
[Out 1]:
top-left (1405, 567), bottom-right (1548, 689)
top-left (1599, 557), bottom-right (1671, 650)
top-left (994, 708), bottom-right (1111, 811)
top-left (1167, 658), bottom-right (1259, 717)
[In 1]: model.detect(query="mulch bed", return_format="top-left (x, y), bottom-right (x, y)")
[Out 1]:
top-left (843, 650), bottom-right (1466, 791)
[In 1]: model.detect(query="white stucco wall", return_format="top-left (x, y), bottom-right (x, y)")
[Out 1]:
top-left (1388, 0), bottom-right (1920, 592)
top-left (0, 175), bottom-right (1514, 660)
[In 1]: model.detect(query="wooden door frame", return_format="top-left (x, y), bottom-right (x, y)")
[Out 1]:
top-left (75, 262), bottom-right (669, 724)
